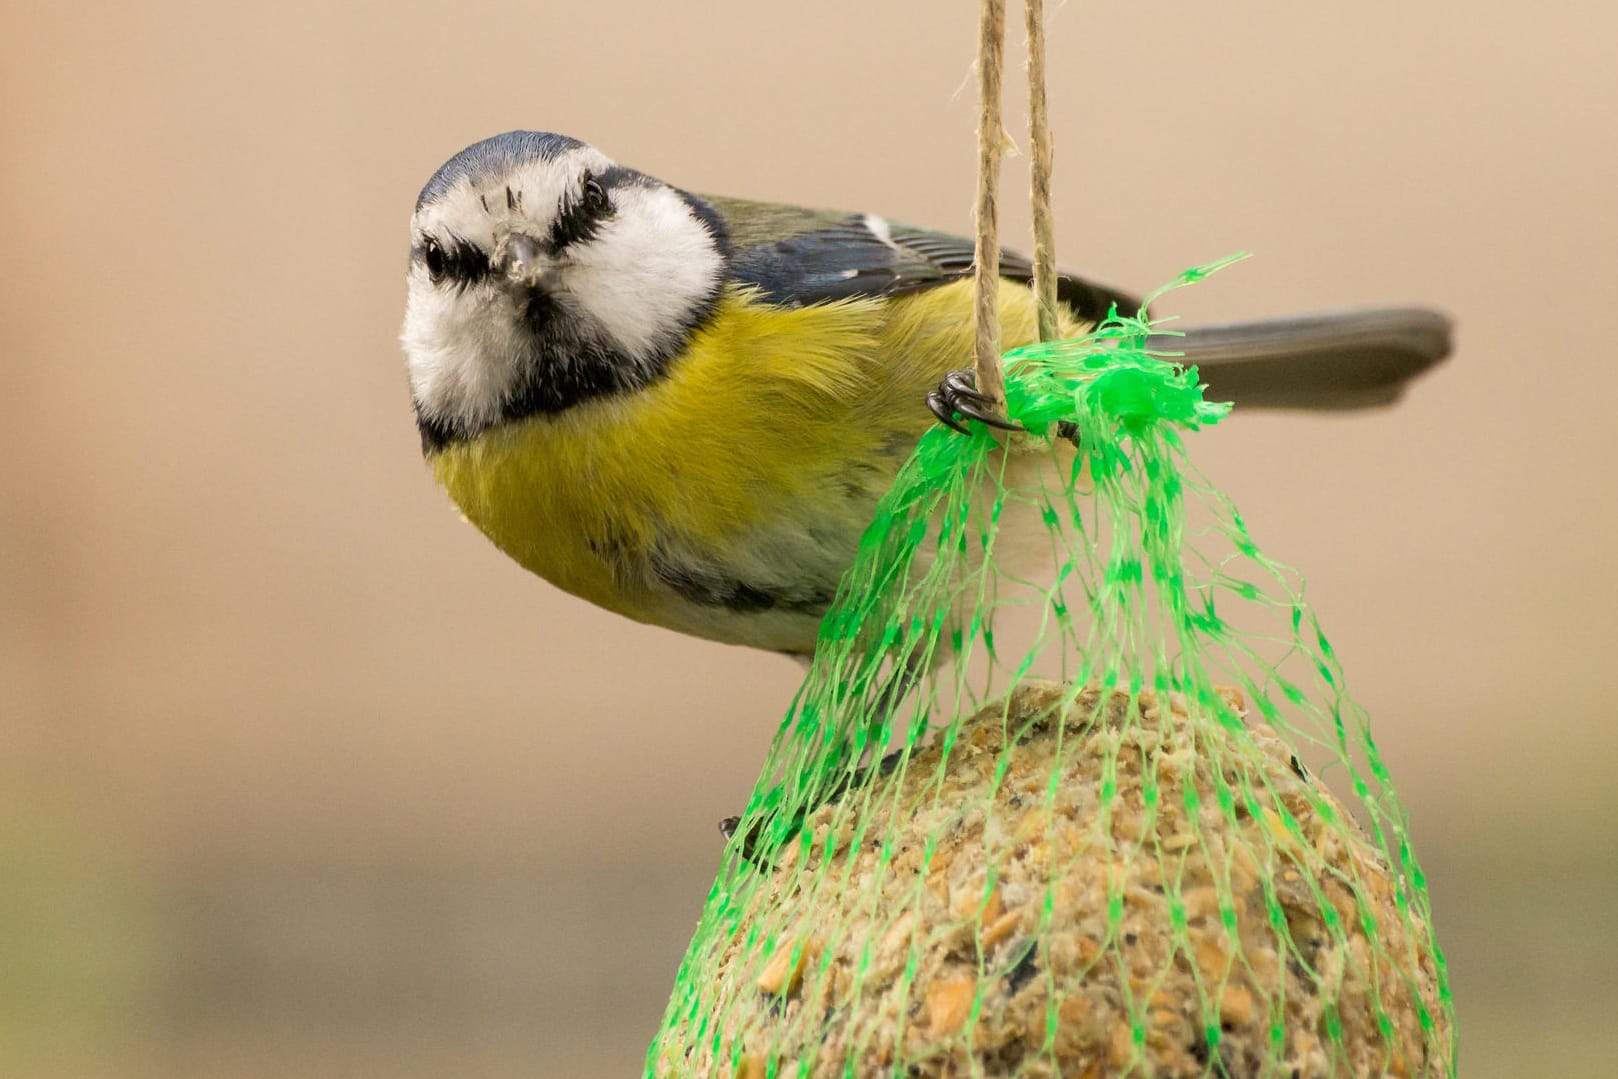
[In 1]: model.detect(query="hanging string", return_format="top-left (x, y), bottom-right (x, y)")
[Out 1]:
top-left (972, 0), bottom-right (1008, 416)
top-left (1024, 0), bottom-right (1059, 343)
top-left (975, 0), bottom-right (1062, 419)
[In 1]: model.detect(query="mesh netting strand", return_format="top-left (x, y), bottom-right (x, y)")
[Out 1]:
top-left (647, 262), bottom-right (1454, 1078)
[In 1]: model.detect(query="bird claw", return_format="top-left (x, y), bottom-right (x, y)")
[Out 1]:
top-left (926, 389), bottom-right (972, 434)
top-left (928, 369), bottom-right (1023, 433)
top-left (719, 810), bottom-right (784, 871)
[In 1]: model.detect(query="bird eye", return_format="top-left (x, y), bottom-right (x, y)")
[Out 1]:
top-left (583, 176), bottom-right (608, 213)
top-left (552, 174), bottom-right (613, 251)
top-left (423, 238), bottom-right (446, 282)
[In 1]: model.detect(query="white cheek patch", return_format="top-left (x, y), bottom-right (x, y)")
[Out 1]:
top-left (564, 185), bottom-right (724, 366)
top-left (400, 269), bottom-right (532, 434)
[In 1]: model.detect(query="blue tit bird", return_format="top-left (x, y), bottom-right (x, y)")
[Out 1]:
top-left (400, 131), bottom-right (1450, 660)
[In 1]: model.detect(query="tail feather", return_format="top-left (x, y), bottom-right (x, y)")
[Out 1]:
top-left (1148, 307), bottom-right (1453, 410)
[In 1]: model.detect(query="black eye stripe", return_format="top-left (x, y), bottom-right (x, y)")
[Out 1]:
top-left (415, 235), bottom-right (490, 286)
top-left (551, 169), bottom-right (619, 250)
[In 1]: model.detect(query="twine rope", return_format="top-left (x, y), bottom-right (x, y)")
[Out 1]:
top-left (1024, 0), bottom-right (1059, 344)
top-left (973, 0), bottom-right (1061, 420)
top-left (972, 0), bottom-right (1008, 412)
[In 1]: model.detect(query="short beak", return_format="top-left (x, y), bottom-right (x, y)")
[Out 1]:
top-left (499, 232), bottom-right (558, 291)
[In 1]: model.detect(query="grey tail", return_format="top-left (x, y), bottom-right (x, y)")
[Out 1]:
top-left (1149, 307), bottom-right (1453, 410)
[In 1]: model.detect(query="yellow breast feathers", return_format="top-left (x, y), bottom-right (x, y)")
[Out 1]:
top-left (428, 279), bottom-right (1083, 649)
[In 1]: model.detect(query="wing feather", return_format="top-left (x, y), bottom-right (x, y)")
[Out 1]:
top-left (705, 195), bottom-right (1138, 322)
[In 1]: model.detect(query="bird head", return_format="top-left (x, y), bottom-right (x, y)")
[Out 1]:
top-left (400, 131), bottom-right (729, 450)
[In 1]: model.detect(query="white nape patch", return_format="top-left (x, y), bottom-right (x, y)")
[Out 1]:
top-left (563, 185), bottom-right (723, 366)
top-left (862, 213), bottom-right (903, 253)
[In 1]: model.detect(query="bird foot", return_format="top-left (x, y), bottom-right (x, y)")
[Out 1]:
top-left (926, 369), bottom-right (1023, 434)
top-left (718, 744), bottom-right (911, 869)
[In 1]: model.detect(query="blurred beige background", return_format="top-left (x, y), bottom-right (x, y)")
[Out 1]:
top-left (2, 1), bottom-right (1614, 1076)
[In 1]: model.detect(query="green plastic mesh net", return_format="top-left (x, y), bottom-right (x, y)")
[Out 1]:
top-left (646, 262), bottom-right (1455, 1078)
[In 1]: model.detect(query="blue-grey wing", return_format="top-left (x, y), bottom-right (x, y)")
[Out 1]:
top-left (704, 195), bottom-right (1138, 324)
